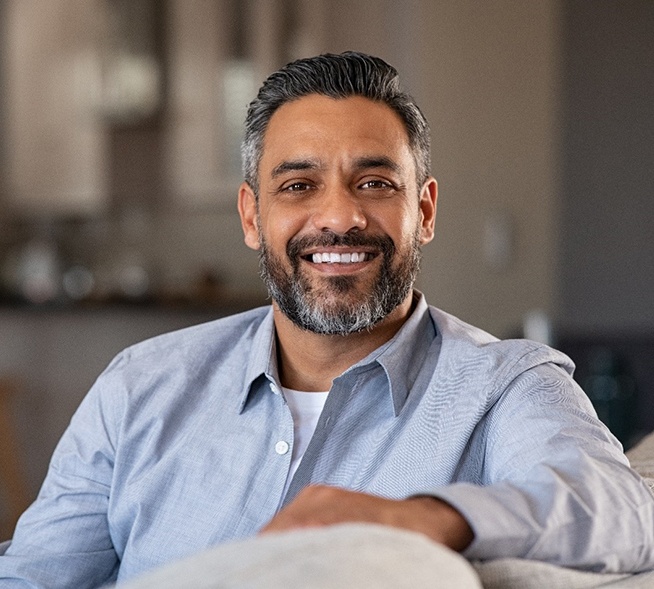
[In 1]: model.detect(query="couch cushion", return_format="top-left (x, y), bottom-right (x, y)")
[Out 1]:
top-left (626, 431), bottom-right (654, 493)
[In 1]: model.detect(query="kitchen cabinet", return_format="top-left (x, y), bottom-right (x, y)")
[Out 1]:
top-left (0, 0), bottom-right (328, 216)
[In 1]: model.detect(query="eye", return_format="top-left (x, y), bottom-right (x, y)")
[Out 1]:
top-left (360, 179), bottom-right (394, 190)
top-left (282, 181), bottom-right (313, 192)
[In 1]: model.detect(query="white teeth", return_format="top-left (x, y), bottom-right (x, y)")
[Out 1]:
top-left (311, 252), bottom-right (367, 264)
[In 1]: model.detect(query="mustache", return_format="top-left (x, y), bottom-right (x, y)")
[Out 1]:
top-left (287, 232), bottom-right (396, 260)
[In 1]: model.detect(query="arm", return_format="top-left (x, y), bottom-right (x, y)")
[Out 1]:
top-left (0, 358), bottom-right (123, 588)
top-left (431, 362), bottom-right (654, 572)
top-left (261, 484), bottom-right (474, 552)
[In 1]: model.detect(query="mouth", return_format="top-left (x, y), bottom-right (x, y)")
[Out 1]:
top-left (288, 232), bottom-right (393, 272)
top-left (303, 251), bottom-right (376, 264)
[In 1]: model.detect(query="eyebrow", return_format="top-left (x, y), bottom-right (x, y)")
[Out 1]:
top-left (352, 156), bottom-right (402, 175)
top-left (270, 155), bottom-right (403, 179)
top-left (270, 159), bottom-right (321, 179)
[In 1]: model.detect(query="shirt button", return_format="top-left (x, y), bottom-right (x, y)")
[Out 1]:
top-left (270, 383), bottom-right (280, 395)
top-left (275, 441), bottom-right (290, 455)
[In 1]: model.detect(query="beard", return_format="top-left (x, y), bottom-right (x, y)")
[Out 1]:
top-left (258, 228), bottom-right (422, 335)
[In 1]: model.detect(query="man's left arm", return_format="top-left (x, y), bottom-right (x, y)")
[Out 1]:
top-left (429, 362), bottom-right (654, 573)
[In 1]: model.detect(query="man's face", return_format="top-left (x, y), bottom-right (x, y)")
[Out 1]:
top-left (239, 95), bottom-right (436, 335)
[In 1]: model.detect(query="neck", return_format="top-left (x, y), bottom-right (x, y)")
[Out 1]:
top-left (273, 293), bottom-right (415, 392)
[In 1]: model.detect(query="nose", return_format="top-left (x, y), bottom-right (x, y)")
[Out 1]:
top-left (311, 185), bottom-right (368, 234)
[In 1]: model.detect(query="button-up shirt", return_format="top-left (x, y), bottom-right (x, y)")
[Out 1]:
top-left (1, 293), bottom-right (653, 588)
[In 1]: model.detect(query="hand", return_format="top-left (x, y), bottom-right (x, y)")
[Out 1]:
top-left (260, 484), bottom-right (474, 552)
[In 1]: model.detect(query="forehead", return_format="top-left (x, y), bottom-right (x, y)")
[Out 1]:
top-left (259, 95), bottom-right (414, 174)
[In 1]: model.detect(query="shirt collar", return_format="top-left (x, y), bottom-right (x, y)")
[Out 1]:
top-left (238, 307), bottom-right (278, 413)
top-left (238, 291), bottom-right (437, 415)
top-left (342, 291), bottom-right (436, 416)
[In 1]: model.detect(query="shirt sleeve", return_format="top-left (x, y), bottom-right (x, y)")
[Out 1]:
top-left (429, 361), bottom-right (654, 573)
top-left (0, 355), bottom-right (125, 589)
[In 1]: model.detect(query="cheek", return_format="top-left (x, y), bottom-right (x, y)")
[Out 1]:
top-left (261, 206), bottom-right (307, 250)
top-left (374, 205), bottom-right (421, 242)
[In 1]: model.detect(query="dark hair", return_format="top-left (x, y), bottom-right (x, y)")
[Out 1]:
top-left (241, 51), bottom-right (431, 195)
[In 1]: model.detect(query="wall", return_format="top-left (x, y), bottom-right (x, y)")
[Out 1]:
top-left (559, 0), bottom-right (654, 334)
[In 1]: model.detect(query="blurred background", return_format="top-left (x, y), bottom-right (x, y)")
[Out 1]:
top-left (0, 0), bottom-right (652, 536)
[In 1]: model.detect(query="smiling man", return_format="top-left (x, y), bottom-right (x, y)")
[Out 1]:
top-left (237, 89), bottom-right (471, 549)
top-left (1, 52), bottom-right (653, 589)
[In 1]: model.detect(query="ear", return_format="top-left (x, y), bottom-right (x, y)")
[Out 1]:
top-left (418, 177), bottom-right (438, 245)
top-left (238, 182), bottom-right (261, 250)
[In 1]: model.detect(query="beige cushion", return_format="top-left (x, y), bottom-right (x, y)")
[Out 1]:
top-left (626, 431), bottom-right (654, 493)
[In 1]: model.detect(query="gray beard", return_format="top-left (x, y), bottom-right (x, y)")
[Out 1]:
top-left (258, 230), bottom-right (421, 335)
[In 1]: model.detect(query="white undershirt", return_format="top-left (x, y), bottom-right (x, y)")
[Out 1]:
top-left (281, 387), bottom-right (329, 498)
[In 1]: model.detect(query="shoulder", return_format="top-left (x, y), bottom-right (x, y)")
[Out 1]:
top-left (427, 305), bottom-right (576, 391)
top-left (78, 305), bottom-right (273, 427)
top-left (116, 305), bottom-right (272, 365)
top-left (424, 306), bottom-right (602, 452)
top-left (92, 305), bottom-right (273, 404)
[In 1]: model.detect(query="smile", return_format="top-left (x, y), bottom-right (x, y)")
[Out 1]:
top-left (309, 252), bottom-right (373, 264)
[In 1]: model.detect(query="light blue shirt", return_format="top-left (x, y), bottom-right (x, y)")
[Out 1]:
top-left (1, 293), bottom-right (653, 587)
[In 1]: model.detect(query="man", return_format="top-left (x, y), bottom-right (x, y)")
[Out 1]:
top-left (1, 51), bottom-right (653, 588)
